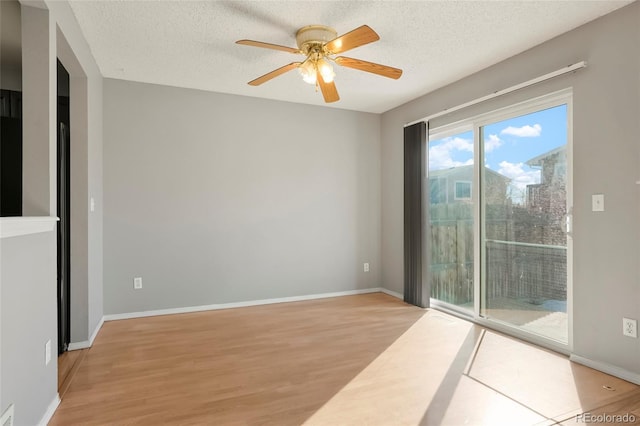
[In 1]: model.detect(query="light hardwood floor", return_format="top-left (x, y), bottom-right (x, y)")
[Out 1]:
top-left (50, 293), bottom-right (640, 425)
top-left (58, 348), bottom-right (88, 399)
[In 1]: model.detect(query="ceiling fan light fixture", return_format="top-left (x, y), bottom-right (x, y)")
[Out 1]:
top-left (317, 58), bottom-right (335, 83)
top-left (298, 60), bottom-right (317, 85)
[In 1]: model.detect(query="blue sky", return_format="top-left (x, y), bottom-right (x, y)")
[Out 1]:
top-left (429, 104), bottom-right (567, 202)
top-left (483, 104), bottom-right (567, 170)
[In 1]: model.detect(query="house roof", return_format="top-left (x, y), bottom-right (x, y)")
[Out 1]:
top-left (526, 146), bottom-right (566, 167)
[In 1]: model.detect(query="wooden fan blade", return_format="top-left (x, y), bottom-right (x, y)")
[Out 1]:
top-left (317, 74), bottom-right (339, 103)
top-left (335, 56), bottom-right (402, 79)
top-left (248, 62), bottom-right (302, 86)
top-left (236, 39), bottom-right (301, 54)
top-left (324, 25), bottom-right (379, 55)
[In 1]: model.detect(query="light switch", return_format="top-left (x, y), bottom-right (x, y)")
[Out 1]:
top-left (90, 197), bottom-right (95, 212)
top-left (45, 340), bottom-right (51, 365)
top-left (592, 194), bottom-right (604, 212)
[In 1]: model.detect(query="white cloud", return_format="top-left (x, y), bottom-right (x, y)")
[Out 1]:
top-left (444, 136), bottom-right (473, 152)
top-left (498, 160), bottom-right (541, 203)
top-left (485, 134), bottom-right (502, 152)
top-left (498, 161), bottom-right (540, 188)
top-left (428, 136), bottom-right (474, 170)
top-left (500, 124), bottom-right (542, 137)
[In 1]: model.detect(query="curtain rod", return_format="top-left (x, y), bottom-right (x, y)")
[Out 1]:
top-left (404, 61), bottom-right (587, 128)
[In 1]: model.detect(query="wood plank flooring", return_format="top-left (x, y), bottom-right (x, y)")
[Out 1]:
top-left (49, 293), bottom-right (640, 425)
top-left (58, 348), bottom-right (88, 399)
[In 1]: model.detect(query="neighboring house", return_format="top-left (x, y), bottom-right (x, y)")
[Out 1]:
top-left (429, 165), bottom-right (510, 205)
top-left (525, 146), bottom-right (566, 211)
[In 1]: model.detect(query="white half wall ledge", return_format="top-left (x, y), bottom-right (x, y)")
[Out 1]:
top-left (0, 216), bottom-right (58, 239)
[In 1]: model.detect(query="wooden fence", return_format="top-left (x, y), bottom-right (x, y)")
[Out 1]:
top-left (428, 203), bottom-right (567, 305)
top-left (485, 240), bottom-right (566, 302)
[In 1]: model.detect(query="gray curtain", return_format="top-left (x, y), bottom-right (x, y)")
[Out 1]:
top-left (404, 121), bottom-right (429, 308)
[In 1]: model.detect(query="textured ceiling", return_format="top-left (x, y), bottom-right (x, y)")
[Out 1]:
top-left (67, 0), bottom-right (633, 113)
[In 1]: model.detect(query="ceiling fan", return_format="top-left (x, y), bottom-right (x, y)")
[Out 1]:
top-left (236, 25), bottom-right (402, 103)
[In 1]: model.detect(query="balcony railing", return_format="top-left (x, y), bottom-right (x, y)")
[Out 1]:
top-left (485, 239), bottom-right (567, 301)
top-left (430, 238), bottom-right (567, 304)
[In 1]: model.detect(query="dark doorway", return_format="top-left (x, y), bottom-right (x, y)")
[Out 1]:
top-left (57, 59), bottom-right (71, 355)
top-left (0, 90), bottom-right (23, 216)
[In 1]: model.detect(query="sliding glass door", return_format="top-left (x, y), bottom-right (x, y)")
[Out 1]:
top-left (480, 104), bottom-right (569, 344)
top-left (428, 92), bottom-right (571, 347)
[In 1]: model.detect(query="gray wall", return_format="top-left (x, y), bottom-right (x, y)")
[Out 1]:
top-left (0, 0), bottom-right (103, 424)
top-left (381, 2), bottom-right (640, 374)
top-left (103, 80), bottom-right (381, 314)
top-left (0, 232), bottom-right (57, 426)
top-left (21, 4), bottom-right (55, 217)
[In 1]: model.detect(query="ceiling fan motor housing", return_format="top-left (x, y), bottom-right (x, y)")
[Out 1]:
top-left (296, 25), bottom-right (337, 55)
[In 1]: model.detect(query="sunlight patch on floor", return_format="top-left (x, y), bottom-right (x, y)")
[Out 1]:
top-left (467, 330), bottom-right (638, 422)
top-left (427, 376), bottom-right (546, 426)
top-left (303, 311), bottom-right (479, 425)
top-left (303, 310), bottom-right (638, 426)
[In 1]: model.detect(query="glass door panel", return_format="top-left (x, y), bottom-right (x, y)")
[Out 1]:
top-left (480, 105), bottom-right (568, 343)
top-left (428, 130), bottom-right (474, 312)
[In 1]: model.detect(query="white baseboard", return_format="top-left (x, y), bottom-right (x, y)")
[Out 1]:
top-left (89, 316), bottom-right (105, 345)
top-left (570, 354), bottom-right (640, 385)
top-left (104, 288), bottom-right (384, 321)
top-left (379, 288), bottom-right (403, 300)
top-left (37, 394), bottom-right (60, 426)
top-left (67, 340), bottom-right (89, 351)
top-left (68, 316), bottom-right (105, 351)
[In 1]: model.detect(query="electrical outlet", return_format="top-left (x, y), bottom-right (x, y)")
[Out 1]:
top-left (592, 194), bottom-right (605, 212)
top-left (623, 317), bottom-right (637, 338)
top-left (134, 277), bottom-right (142, 290)
top-left (364, 263), bottom-right (370, 272)
top-left (45, 339), bottom-right (51, 365)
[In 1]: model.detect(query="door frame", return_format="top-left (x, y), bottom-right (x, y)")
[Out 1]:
top-left (57, 59), bottom-right (71, 355)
